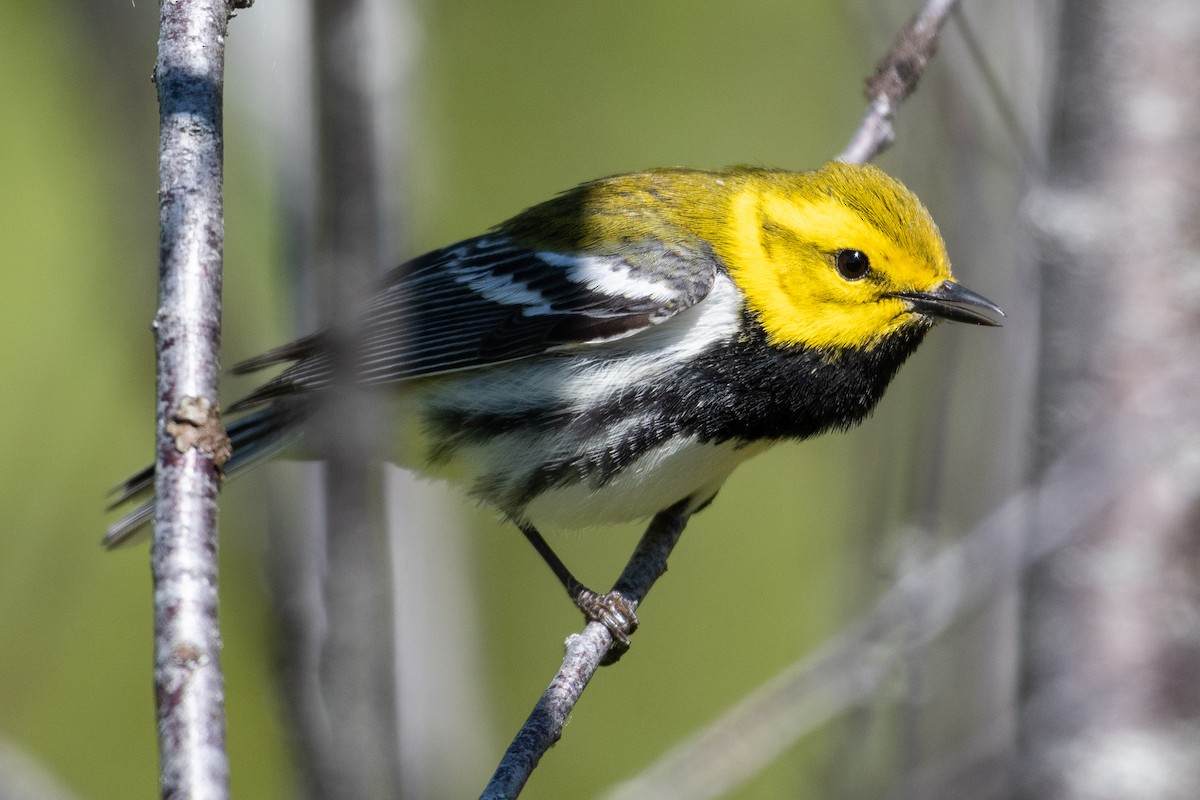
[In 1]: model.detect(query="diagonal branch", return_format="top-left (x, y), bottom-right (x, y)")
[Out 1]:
top-left (838, 0), bottom-right (962, 164)
top-left (480, 506), bottom-right (690, 800)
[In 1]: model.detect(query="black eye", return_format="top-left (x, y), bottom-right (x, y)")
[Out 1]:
top-left (836, 249), bottom-right (870, 280)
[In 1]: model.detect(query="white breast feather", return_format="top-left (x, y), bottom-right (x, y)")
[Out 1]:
top-left (405, 273), bottom-right (755, 528)
top-left (521, 436), bottom-right (771, 530)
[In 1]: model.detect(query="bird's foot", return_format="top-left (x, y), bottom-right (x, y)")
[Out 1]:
top-left (574, 588), bottom-right (639, 664)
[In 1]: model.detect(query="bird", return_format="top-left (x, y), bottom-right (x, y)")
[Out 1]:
top-left (108, 161), bottom-right (1003, 654)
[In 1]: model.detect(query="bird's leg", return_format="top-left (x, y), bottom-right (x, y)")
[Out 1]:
top-left (518, 523), bottom-right (639, 651)
top-left (519, 497), bottom-right (693, 662)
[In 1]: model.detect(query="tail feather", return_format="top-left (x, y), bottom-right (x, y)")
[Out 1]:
top-left (107, 464), bottom-right (155, 509)
top-left (229, 332), bottom-right (325, 375)
top-left (103, 403), bottom-right (306, 549)
top-left (103, 501), bottom-right (155, 549)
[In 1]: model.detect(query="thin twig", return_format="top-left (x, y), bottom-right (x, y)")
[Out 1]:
top-left (838, 0), bottom-right (962, 164)
top-left (480, 506), bottom-right (690, 800)
top-left (151, 1), bottom-right (249, 798)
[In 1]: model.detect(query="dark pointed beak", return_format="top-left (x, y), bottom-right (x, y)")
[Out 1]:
top-left (887, 280), bottom-right (1005, 327)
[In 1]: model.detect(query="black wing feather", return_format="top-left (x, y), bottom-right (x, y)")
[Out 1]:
top-left (229, 233), bottom-right (719, 410)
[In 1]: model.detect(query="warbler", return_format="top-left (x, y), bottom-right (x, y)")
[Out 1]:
top-left (108, 161), bottom-right (1002, 650)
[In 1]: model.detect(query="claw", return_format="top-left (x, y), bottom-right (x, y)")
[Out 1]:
top-left (575, 588), bottom-right (639, 663)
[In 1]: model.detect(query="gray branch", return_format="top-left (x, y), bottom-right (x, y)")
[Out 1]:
top-left (838, 0), bottom-right (961, 164)
top-left (151, 1), bottom-right (249, 798)
top-left (480, 508), bottom-right (689, 800)
top-left (271, 0), bottom-right (404, 797)
top-left (1018, 2), bottom-right (1200, 796)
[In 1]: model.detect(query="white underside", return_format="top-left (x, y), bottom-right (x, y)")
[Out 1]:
top-left (519, 435), bottom-right (771, 530)
top-left (397, 273), bottom-right (762, 529)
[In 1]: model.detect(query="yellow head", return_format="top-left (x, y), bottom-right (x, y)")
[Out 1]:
top-left (502, 161), bottom-right (1002, 352)
top-left (715, 162), bottom-right (1000, 351)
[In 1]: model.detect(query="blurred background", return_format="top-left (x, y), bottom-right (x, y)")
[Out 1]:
top-left (3, 0), bottom-right (1197, 798)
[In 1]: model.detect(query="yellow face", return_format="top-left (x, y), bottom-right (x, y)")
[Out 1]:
top-left (723, 171), bottom-right (954, 352)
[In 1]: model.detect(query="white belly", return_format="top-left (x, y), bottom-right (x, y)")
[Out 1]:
top-left (519, 435), bottom-right (771, 530)
top-left (393, 273), bottom-right (764, 529)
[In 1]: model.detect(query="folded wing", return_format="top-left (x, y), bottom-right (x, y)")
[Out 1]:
top-left (230, 233), bottom-right (720, 410)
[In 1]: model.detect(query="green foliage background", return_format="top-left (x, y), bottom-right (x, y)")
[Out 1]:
top-left (0, 1), bottom-right (1012, 798)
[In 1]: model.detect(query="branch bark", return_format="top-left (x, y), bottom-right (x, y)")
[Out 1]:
top-left (480, 506), bottom-right (690, 800)
top-left (151, 1), bottom-right (248, 798)
top-left (838, 0), bottom-right (962, 165)
top-left (1018, 2), bottom-right (1200, 797)
top-left (280, 0), bottom-right (404, 797)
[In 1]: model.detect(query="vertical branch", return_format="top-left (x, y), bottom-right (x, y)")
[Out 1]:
top-left (1020, 1), bottom-right (1200, 797)
top-left (293, 0), bottom-right (403, 796)
top-left (151, 1), bottom-right (246, 798)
